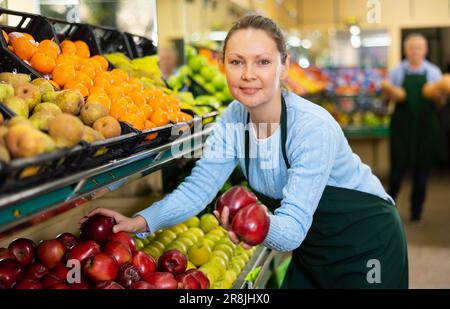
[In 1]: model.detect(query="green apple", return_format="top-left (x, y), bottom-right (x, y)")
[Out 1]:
top-left (186, 261), bottom-right (196, 271)
top-left (222, 270), bottom-right (237, 286)
top-left (143, 246), bottom-right (162, 261)
top-left (185, 45), bottom-right (198, 60)
top-left (208, 228), bottom-right (226, 237)
top-left (134, 238), bottom-right (145, 251)
top-left (198, 267), bottom-right (215, 287)
top-left (188, 55), bottom-right (208, 73)
top-left (230, 256), bottom-right (247, 272)
top-left (169, 225), bottom-right (185, 235)
top-left (200, 263), bottom-right (222, 283)
top-left (209, 256), bottom-right (227, 274)
top-left (158, 229), bottom-right (177, 242)
top-left (193, 75), bottom-right (206, 86)
top-left (156, 236), bottom-right (173, 247)
top-left (188, 241), bottom-right (212, 267)
top-left (187, 227), bottom-right (204, 239)
top-left (200, 213), bottom-right (219, 233)
top-left (176, 223), bottom-right (188, 233)
top-left (179, 231), bottom-right (199, 243)
top-left (212, 75), bottom-right (226, 91)
top-left (213, 244), bottom-right (234, 259)
top-left (211, 250), bottom-right (230, 265)
top-left (183, 216), bottom-right (200, 228)
top-left (204, 83), bottom-right (216, 95)
top-left (166, 240), bottom-right (188, 255)
top-left (227, 264), bottom-right (241, 278)
top-left (200, 66), bottom-right (217, 83)
top-left (204, 234), bottom-right (221, 243)
top-left (176, 237), bottom-right (195, 249)
top-left (216, 237), bottom-right (236, 249)
top-left (149, 241), bottom-right (165, 253)
top-left (146, 234), bottom-right (156, 243)
top-left (141, 237), bottom-right (151, 245)
top-left (202, 238), bottom-right (215, 249)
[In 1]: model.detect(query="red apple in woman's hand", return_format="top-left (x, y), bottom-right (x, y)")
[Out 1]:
top-left (231, 203), bottom-right (269, 246)
top-left (215, 186), bottom-right (258, 220)
top-left (80, 214), bottom-right (115, 245)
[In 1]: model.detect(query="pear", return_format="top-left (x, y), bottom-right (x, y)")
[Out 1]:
top-left (0, 145), bottom-right (10, 162)
top-left (80, 102), bottom-right (108, 126)
top-left (81, 125), bottom-right (105, 143)
top-left (49, 113), bottom-right (84, 148)
top-left (6, 124), bottom-right (55, 158)
top-left (54, 90), bottom-right (85, 115)
top-left (42, 90), bottom-right (58, 103)
top-left (0, 73), bottom-right (31, 88)
top-left (2, 96), bottom-right (29, 118)
top-left (31, 78), bottom-right (55, 95)
top-left (8, 116), bottom-right (33, 127)
top-left (0, 126), bottom-right (7, 146)
top-left (14, 82), bottom-right (41, 110)
top-left (93, 116), bottom-right (121, 139)
top-left (29, 110), bottom-right (56, 131)
top-left (0, 83), bottom-right (14, 102)
top-left (33, 102), bottom-right (62, 116)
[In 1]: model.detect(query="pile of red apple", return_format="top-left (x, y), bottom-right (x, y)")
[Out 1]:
top-left (215, 186), bottom-right (269, 246)
top-left (0, 214), bottom-right (209, 289)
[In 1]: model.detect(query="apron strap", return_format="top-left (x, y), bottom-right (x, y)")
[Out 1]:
top-left (244, 94), bottom-right (291, 186)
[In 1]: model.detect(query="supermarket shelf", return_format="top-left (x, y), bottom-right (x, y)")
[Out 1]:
top-left (343, 125), bottom-right (389, 139)
top-left (0, 125), bottom-right (215, 233)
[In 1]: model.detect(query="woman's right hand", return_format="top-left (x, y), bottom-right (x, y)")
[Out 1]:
top-left (78, 208), bottom-right (149, 234)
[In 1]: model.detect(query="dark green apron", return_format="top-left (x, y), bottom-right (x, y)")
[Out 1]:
top-left (244, 96), bottom-right (409, 288)
top-left (390, 72), bottom-right (439, 169)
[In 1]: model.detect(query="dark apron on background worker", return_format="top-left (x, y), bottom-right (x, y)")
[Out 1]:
top-left (390, 72), bottom-right (439, 170)
top-left (244, 96), bottom-right (409, 288)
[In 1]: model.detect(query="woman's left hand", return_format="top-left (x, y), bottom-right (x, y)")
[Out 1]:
top-left (213, 206), bottom-right (253, 250)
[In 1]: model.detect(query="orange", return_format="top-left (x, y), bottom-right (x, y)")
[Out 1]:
top-left (2, 30), bottom-right (9, 44)
top-left (89, 86), bottom-right (107, 95)
top-left (61, 40), bottom-right (77, 55)
top-left (22, 33), bottom-right (35, 41)
top-left (87, 93), bottom-right (111, 111)
top-left (30, 52), bottom-right (56, 74)
top-left (56, 54), bottom-right (80, 69)
top-left (109, 101), bottom-right (128, 119)
top-left (150, 108), bottom-right (170, 126)
top-left (52, 64), bottom-right (76, 87)
top-left (11, 37), bottom-right (37, 61)
top-left (75, 71), bottom-right (94, 88)
top-left (8, 32), bottom-right (25, 44)
top-left (178, 112), bottom-right (193, 123)
top-left (139, 104), bottom-right (153, 119)
top-left (79, 65), bottom-right (96, 80)
top-left (167, 102), bottom-right (181, 113)
top-left (107, 85), bottom-right (125, 99)
top-left (86, 58), bottom-right (102, 73)
top-left (91, 55), bottom-right (109, 71)
top-left (110, 68), bottom-right (129, 82)
top-left (143, 120), bottom-right (158, 140)
top-left (37, 40), bottom-right (60, 55)
top-left (120, 113), bottom-right (145, 131)
top-left (76, 47), bottom-right (90, 58)
top-left (126, 102), bottom-right (140, 115)
top-left (39, 48), bottom-right (58, 60)
top-left (93, 76), bottom-right (111, 89)
top-left (168, 111), bottom-right (180, 123)
top-left (74, 40), bottom-right (89, 51)
top-left (64, 80), bottom-right (89, 97)
top-left (129, 91), bottom-right (147, 106)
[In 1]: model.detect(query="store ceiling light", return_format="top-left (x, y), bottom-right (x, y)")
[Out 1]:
top-left (287, 36), bottom-right (302, 48)
top-left (302, 39), bottom-right (312, 49)
top-left (349, 25), bottom-right (361, 36)
top-left (350, 35), bottom-right (362, 48)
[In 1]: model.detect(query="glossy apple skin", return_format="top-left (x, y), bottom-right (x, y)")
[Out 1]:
top-left (41, 274), bottom-right (62, 289)
top-left (49, 282), bottom-right (71, 289)
top-left (130, 281), bottom-right (155, 289)
top-left (116, 263), bottom-right (141, 288)
top-left (215, 186), bottom-right (258, 220)
top-left (158, 249), bottom-right (187, 275)
top-left (185, 269), bottom-right (210, 289)
top-left (103, 241), bottom-right (132, 266)
top-left (0, 259), bottom-right (25, 289)
top-left (37, 239), bottom-right (66, 269)
top-left (80, 215), bottom-right (115, 245)
top-left (51, 263), bottom-right (69, 281)
top-left (143, 272), bottom-right (178, 289)
top-left (84, 252), bottom-right (119, 282)
top-left (15, 279), bottom-right (43, 289)
top-left (0, 248), bottom-right (16, 261)
top-left (8, 238), bottom-right (36, 266)
top-left (131, 251), bottom-right (156, 278)
top-left (95, 281), bottom-right (124, 289)
top-left (231, 203), bottom-right (269, 246)
top-left (66, 241), bottom-right (100, 266)
top-left (109, 232), bottom-right (136, 253)
top-left (25, 263), bottom-right (48, 280)
top-left (57, 233), bottom-right (78, 250)
top-left (175, 272), bottom-right (201, 289)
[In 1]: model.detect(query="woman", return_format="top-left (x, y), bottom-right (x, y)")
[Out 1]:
top-left (82, 15), bottom-right (408, 289)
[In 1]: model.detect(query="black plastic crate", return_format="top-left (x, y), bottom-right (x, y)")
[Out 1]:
top-left (86, 24), bottom-right (133, 58)
top-left (76, 122), bottom-right (139, 169)
top-left (45, 17), bottom-right (101, 57)
top-left (124, 32), bottom-right (157, 58)
top-left (133, 123), bottom-right (174, 154)
top-left (0, 8), bottom-right (59, 78)
top-left (0, 104), bottom-right (85, 193)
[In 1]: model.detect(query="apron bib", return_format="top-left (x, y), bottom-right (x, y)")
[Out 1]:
top-left (244, 96), bottom-right (409, 288)
top-left (390, 72), bottom-right (439, 169)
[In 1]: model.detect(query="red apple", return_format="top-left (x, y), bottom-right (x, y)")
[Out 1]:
top-left (176, 272), bottom-right (201, 289)
top-left (25, 263), bottom-right (48, 280)
top-left (143, 272), bottom-right (178, 289)
top-left (70, 281), bottom-right (91, 289)
top-left (51, 263), bottom-right (69, 281)
top-left (231, 203), bottom-right (269, 246)
top-left (80, 215), bottom-right (115, 245)
top-left (50, 282), bottom-right (70, 289)
top-left (37, 239), bottom-right (66, 269)
top-left (109, 232), bottom-right (136, 253)
top-left (15, 279), bottom-right (43, 289)
top-left (66, 241), bottom-right (100, 265)
top-left (103, 241), bottom-right (132, 266)
top-left (131, 251), bottom-right (156, 277)
top-left (130, 281), bottom-right (155, 289)
top-left (95, 281), bottom-right (124, 289)
top-left (0, 259), bottom-right (24, 289)
top-left (57, 233), bottom-right (78, 250)
top-left (116, 263), bottom-right (141, 288)
top-left (215, 186), bottom-right (258, 219)
top-left (185, 269), bottom-right (210, 289)
top-left (0, 248), bottom-right (15, 261)
top-left (8, 238), bottom-right (36, 266)
top-left (41, 274), bottom-right (62, 288)
top-left (84, 252), bottom-right (118, 282)
top-left (158, 249), bottom-right (187, 275)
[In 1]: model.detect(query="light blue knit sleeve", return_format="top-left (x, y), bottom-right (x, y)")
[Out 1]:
top-left (135, 106), bottom-right (239, 235)
top-left (263, 115), bottom-right (338, 252)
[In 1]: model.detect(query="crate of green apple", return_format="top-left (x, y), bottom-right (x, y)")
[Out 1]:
top-left (0, 214), bottom-right (211, 289)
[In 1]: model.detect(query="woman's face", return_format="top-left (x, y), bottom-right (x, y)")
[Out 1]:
top-left (224, 29), bottom-right (289, 108)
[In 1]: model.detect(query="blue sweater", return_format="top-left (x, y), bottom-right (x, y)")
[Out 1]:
top-left (136, 91), bottom-right (393, 252)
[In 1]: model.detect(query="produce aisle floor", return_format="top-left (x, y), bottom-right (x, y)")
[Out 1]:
top-left (390, 172), bottom-right (450, 288)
